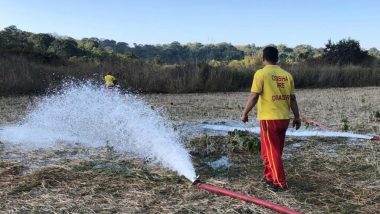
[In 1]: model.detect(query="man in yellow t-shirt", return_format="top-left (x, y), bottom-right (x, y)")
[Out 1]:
top-left (104, 72), bottom-right (116, 89)
top-left (241, 46), bottom-right (301, 191)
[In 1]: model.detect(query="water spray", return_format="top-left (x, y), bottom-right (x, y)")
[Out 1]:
top-left (302, 118), bottom-right (380, 141)
top-left (0, 83), bottom-right (196, 181)
top-left (201, 122), bottom-right (378, 141)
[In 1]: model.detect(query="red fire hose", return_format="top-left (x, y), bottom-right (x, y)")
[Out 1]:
top-left (194, 181), bottom-right (302, 214)
top-left (302, 118), bottom-right (339, 131)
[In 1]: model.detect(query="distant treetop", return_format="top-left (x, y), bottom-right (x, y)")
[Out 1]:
top-left (0, 25), bottom-right (377, 65)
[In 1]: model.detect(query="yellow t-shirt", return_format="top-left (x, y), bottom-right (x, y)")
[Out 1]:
top-left (104, 75), bottom-right (116, 87)
top-left (251, 65), bottom-right (295, 120)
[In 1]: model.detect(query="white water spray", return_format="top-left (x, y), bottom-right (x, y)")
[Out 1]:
top-left (0, 83), bottom-right (196, 181)
top-left (201, 123), bottom-right (374, 140)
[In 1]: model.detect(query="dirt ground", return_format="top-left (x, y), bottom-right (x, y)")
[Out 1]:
top-left (0, 87), bottom-right (379, 213)
top-left (144, 87), bottom-right (380, 134)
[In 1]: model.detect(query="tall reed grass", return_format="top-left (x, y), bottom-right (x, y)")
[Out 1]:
top-left (0, 54), bottom-right (379, 95)
top-left (287, 63), bottom-right (380, 88)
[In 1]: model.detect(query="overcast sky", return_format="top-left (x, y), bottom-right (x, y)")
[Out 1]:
top-left (1, 0), bottom-right (379, 49)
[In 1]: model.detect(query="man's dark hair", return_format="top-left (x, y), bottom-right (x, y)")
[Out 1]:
top-left (263, 46), bottom-right (279, 64)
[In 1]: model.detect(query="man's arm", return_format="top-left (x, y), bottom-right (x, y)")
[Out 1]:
top-left (290, 95), bottom-right (301, 129)
top-left (241, 92), bottom-right (260, 122)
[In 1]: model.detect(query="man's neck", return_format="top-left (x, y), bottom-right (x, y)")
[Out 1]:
top-left (263, 61), bottom-right (277, 66)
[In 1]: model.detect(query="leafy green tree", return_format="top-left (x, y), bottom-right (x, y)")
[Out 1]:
top-left (164, 41), bottom-right (189, 63)
top-left (236, 44), bottom-right (260, 56)
top-left (277, 44), bottom-right (294, 63)
top-left (0, 25), bottom-right (33, 53)
top-left (115, 42), bottom-right (129, 53)
top-left (47, 38), bottom-right (82, 58)
top-left (292, 45), bottom-right (316, 62)
top-left (323, 38), bottom-right (369, 65)
top-left (78, 38), bottom-right (100, 51)
top-left (101, 39), bottom-right (116, 48)
top-left (368, 48), bottom-right (380, 58)
top-left (28, 33), bottom-right (55, 52)
top-left (208, 59), bottom-right (222, 67)
top-left (91, 47), bottom-right (108, 58)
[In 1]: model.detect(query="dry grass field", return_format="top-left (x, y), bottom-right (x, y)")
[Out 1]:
top-left (145, 87), bottom-right (380, 134)
top-left (0, 87), bottom-right (379, 213)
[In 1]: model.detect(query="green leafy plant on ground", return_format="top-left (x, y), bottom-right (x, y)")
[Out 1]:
top-left (340, 118), bottom-right (350, 131)
top-left (374, 110), bottom-right (380, 118)
top-left (227, 129), bottom-right (261, 153)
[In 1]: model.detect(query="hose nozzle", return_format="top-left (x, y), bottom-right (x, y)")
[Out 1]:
top-left (192, 175), bottom-right (201, 185)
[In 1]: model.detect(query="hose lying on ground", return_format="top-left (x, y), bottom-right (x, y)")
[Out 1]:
top-left (193, 180), bottom-right (302, 214)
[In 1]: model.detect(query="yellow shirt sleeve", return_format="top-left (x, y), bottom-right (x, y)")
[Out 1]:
top-left (250, 71), bottom-right (263, 94)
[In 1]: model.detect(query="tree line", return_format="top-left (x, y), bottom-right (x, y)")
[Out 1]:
top-left (0, 25), bottom-right (379, 95)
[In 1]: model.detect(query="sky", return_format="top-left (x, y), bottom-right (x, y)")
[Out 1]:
top-left (0, 0), bottom-right (379, 49)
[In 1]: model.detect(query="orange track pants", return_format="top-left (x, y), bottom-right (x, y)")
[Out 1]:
top-left (260, 120), bottom-right (289, 188)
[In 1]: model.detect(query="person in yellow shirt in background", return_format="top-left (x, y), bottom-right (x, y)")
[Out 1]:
top-left (104, 72), bottom-right (116, 89)
top-left (241, 46), bottom-right (301, 192)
